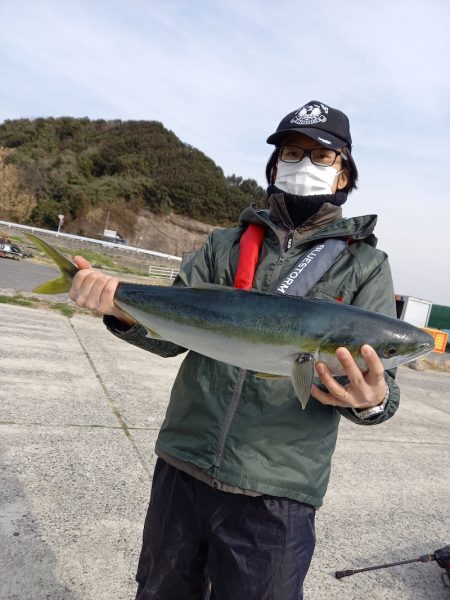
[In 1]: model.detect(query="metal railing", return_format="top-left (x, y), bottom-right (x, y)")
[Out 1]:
top-left (0, 220), bottom-right (182, 262)
top-left (148, 265), bottom-right (180, 280)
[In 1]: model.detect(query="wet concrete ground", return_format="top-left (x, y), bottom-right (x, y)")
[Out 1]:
top-left (1, 260), bottom-right (449, 600)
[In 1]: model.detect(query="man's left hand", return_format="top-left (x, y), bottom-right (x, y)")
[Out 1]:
top-left (311, 344), bottom-right (387, 409)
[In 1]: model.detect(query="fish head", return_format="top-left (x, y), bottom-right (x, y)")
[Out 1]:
top-left (316, 315), bottom-right (435, 374)
top-left (369, 324), bottom-right (435, 370)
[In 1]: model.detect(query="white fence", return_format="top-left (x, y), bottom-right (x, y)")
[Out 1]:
top-left (0, 220), bottom-right (182, 262)
top-left (148, 265), bottom-right (180, 280)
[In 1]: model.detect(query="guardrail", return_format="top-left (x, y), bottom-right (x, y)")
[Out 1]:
top-left (148, 265), bottom-right (180, 280)
top-left (0, 220), bottom-right (182, 262)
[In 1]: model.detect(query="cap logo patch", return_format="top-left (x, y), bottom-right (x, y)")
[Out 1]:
top-left (291, 103), bottom-right (328, 126)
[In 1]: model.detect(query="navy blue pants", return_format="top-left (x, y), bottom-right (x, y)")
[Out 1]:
top-left (135, 459), bottom-right (316, 600)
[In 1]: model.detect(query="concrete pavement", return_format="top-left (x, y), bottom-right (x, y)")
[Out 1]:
top-left (0, 302), bottom-right (449, 600)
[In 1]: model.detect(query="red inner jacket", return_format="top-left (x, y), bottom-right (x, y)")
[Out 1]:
top-left (233, 223), bottom-right (265, 290)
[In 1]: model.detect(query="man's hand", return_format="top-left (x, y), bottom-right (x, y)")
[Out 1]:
top-left (69, 256), bottom-right (137, 327)
top-left (311, 345), bottom-right (387, 409)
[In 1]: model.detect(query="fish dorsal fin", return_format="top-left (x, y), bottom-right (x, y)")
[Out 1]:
top-left (191, 283), bottom-right (237, 292)
top-left (248, 287), bottom-right (273, 296)
top-left (191, 283), bottom-right (274, 297)
top-left (291, 353), bottom-right (315, 410)
top-left (254, 373), bottom-right (290, 380)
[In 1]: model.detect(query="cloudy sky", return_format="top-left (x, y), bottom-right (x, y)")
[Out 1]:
top-left (1, 0), bottom-right (449, 305)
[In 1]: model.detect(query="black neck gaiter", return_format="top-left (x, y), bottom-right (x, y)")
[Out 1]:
top-left (267, 184), bottom-right (348, 228)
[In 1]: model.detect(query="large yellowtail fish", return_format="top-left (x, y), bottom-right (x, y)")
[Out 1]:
top-left (27, 234), bottom-right (434, 409)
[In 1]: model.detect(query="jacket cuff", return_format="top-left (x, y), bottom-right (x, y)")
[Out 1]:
top-left (338, 373), bottom-right (400, 425)
top-left (103, 315), bottom-right (187, 358)
top-left (104, 314), bottom-right (143, 337)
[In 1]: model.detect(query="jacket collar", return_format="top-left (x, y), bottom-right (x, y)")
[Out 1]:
top-left (267, 192), bottom-right (343, 233)
top-left (239, 194), bottom-right (379, 246)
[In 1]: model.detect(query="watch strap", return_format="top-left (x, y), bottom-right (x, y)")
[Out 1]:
top-left (352, 385), bottom-right (390, 420)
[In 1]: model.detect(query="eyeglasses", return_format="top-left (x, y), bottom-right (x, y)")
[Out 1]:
top-left (278, 145), bottom-right (348, 167)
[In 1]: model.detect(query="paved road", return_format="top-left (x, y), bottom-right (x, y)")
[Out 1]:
top-left (1, 265), bottom-right (449, 600)
top-left (0, 257), bottom-right (59, 293)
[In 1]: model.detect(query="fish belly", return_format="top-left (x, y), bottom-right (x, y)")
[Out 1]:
top-left (125, 307), bottom-right (298, 375)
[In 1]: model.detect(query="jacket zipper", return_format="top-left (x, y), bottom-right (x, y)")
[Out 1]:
top-left (214, 367), bottom-right (247, 466)
top-left (213, 229), bottom-right (292, 468)
top-left (285, 230), bottom-right (294, 252)
top-left (268, 228), bottom-right (293, 291)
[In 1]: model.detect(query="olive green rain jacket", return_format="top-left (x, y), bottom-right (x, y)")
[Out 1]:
top-left (105, 195), bottom-right (400, 507)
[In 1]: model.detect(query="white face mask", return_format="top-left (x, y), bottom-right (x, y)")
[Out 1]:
top-left (275, 157), bottom-right (342, 196)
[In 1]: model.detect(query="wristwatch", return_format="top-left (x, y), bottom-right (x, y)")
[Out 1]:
top-left (352, 385), bottom-right (390, 420)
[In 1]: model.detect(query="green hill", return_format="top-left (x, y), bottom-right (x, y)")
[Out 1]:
top-left (0, 117), bottom-right (266, 235)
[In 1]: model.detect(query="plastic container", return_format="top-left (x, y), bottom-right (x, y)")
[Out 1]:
top-left (422, 327), bottom-right (449, 353)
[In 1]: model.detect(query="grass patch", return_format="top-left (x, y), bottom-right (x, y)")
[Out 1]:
top-left (28, 241), bottom-right (120, 270)
top-left (28, 240), bottom-right (148, 276)
top-left (16, 233), bottom-right (159, 277)
top-left (0, 293), bottom-right (76, 318)
top-left (3, 234), bottom-right (23, 243)
top-left (0, 294), bottom-right (40, 307)
top-left (48, 302), bottom-right (76, 318)
top-left (60, 247), bottom-right (120, 270)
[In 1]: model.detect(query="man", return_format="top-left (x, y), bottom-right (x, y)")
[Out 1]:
top-left (69, 100), bottom-right (399, 599)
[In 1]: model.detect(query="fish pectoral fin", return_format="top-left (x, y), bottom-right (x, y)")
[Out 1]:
top-left (254, 373), bottom-right (290, 380)
top-left (144, 327), bottom-right (163, 339)
top-left (291, 353), bottom-right (315, 410)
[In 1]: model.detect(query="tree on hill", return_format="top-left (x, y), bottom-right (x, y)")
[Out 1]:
top-left (0, 117), bottom-right (266, 234)
top-left (0, 148), bottom-right (37, 222)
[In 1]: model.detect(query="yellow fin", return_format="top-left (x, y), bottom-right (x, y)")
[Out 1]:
top-left (33, 276), bottom-right (73, 295)
top-left (144, 327), bottom-right (163, 339)
top-left (254, 373), bottom-right (290, 380)
top-left (291, 354), bottom-right (315, 410)
top-left (26, 234), bottom-right (78, 295)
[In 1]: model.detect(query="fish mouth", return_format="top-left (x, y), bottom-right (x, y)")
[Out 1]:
top-left (401, 340), bottom-right (435, 366)
top-left (415, 341), bottom-right (435, 358)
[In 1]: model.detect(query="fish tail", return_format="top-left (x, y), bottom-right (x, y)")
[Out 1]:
top-left (26, 233), bottom-right (78, 294)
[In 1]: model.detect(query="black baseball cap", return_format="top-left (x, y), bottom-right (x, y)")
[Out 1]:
top-left (267, 100), bottom-right (352, 151)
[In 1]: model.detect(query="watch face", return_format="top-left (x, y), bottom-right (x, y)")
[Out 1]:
top-left (363, 407), bottom-right (383, 419)
top-left (353, 405), bottom-right (384, 420)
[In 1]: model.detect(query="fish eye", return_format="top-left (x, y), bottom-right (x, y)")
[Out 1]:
top-left (383, 345), bottom-right (398, 358)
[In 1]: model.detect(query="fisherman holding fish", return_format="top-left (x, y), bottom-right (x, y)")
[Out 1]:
top-left (67, 101), bottom-right (411, 599)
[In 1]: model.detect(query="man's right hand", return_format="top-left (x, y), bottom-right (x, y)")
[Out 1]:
top-left (69, 256), bottom-right (137, 327)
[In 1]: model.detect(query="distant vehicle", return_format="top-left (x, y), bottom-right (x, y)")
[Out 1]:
top-left (428, 303), bottom-right (450, 332)
top-left (0, 242), bottom-right (31, 260)
top-left (395, 295), bottom-right (432, 328)
top-left (428, 304), bottom-right (450, 348)
top-left (102, 229), bottom-right (128, 245)
top-left (396, 295), bottom-right (449, 352)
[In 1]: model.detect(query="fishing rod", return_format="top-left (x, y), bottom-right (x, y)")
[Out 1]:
top-left (335, 545), bottom-right (450, 589)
